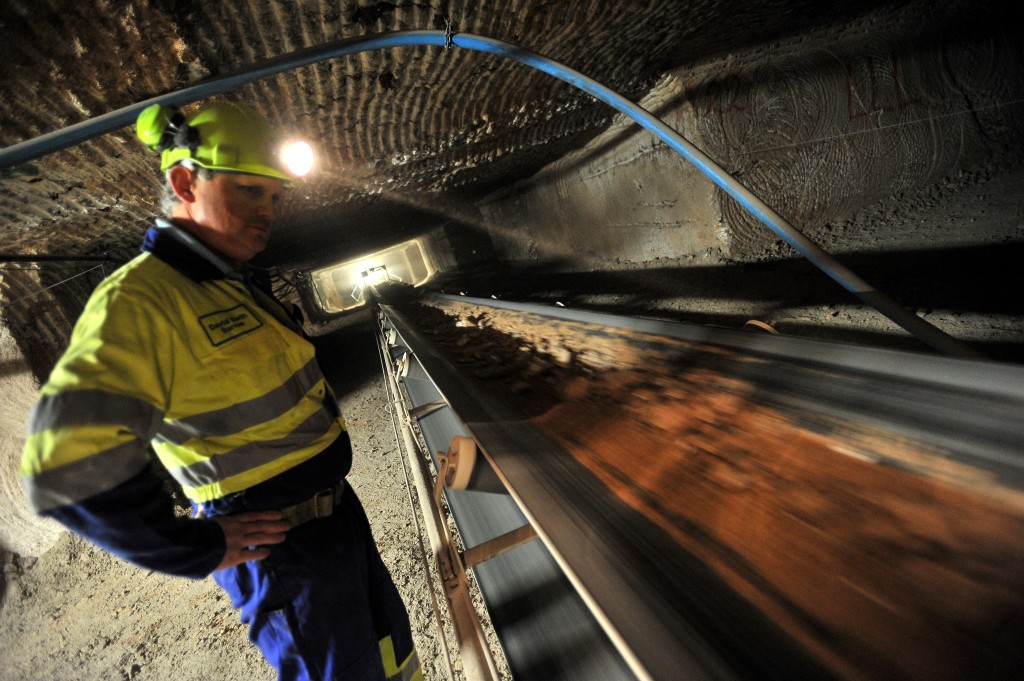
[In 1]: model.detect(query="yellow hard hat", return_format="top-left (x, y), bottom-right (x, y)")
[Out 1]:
top-left (136, 101), bottom-right (291, 181)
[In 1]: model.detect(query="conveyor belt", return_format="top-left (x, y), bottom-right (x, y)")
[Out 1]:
top-left (381, 313), bottom-right (640, 681)
top-left (377, 290), bottom-right (1024, 681)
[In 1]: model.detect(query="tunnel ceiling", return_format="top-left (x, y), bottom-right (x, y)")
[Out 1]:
top-left (0, 0), bottom-right (917, 274)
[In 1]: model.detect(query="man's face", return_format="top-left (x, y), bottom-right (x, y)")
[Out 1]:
top-left (185, 171), bottom-right (287, 267)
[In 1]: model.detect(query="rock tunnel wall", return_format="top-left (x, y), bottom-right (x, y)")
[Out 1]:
top-left (0, 264), bottom-right (107, 556)
top-left (0, 321), bottom-right (63, 557)
top-left (478, 6), bottom-right (1024, 268)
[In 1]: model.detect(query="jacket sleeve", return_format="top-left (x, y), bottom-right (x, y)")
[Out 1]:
top-left (20, 272), bottom-right (226, 578)
top-left (44, 464), bottom-right (226, 579)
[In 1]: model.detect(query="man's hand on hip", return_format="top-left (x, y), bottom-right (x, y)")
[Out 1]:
top-left (212, 511), bottom-right (290, 571)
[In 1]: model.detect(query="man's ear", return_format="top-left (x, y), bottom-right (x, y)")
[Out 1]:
top-left (167, 165), bottom-right (198, 203)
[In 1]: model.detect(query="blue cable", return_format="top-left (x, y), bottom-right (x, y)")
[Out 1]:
top-left (0, 30), bottom-right (981, 358)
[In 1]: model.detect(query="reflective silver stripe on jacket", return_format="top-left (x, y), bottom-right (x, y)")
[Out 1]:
top-left (157, 358), bottom-right (324, 445)
top-left (166, 406), bottom-right (338, 489)
top-left (27, 390), bottom-right (165, 439)
top-left (22, 439), bottom-right (152, 512)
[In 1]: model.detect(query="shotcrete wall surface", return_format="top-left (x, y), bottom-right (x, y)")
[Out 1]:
top-left (480, 7), bottom-right (1024, 267)
top-left (480, 74), bottom-right (722, 268)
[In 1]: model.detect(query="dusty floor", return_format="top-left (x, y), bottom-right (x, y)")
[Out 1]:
top-left (0, 313), bottom-right (449, 681)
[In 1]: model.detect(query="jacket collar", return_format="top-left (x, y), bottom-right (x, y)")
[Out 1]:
top-left (141, 218), bottom-right (246, 283)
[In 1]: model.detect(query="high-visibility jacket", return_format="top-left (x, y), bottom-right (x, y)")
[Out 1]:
top-left (20, 220), bottom-right (349, 576)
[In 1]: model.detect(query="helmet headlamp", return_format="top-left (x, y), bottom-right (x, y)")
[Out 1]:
top-left (280, 139), bottom-right (314, 178)
top-left (136, 101), bottom-right (312, 182)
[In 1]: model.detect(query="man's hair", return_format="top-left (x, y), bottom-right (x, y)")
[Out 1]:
top-left (160, 162), bottom-right (214, 216)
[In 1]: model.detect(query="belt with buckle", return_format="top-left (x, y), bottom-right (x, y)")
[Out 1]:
top-left (279, 479), bottom-right (346, 528)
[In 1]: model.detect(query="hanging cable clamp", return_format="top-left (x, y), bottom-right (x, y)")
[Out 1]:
top-left (444, 16), bottom-right (453, 50)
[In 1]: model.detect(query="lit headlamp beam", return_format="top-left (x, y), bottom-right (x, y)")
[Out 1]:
top-left (281, 139), bottom-right (314, 177)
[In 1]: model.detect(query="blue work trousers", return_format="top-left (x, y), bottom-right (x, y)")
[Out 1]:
top-left (213, 487), bottom-right (420, 680)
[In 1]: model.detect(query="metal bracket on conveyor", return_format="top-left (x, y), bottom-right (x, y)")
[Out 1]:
top-left (376, 314), bottom-right (528, 681)
top-left (385, 331), bottom-right (411, 378)
top-left (435, 436), bottom-right (537, 568)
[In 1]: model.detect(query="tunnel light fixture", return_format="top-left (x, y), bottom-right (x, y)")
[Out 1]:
top-left (280, 139), bottom-right (314, 177)
top-left (309, 237), bottom-right (437, 313)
